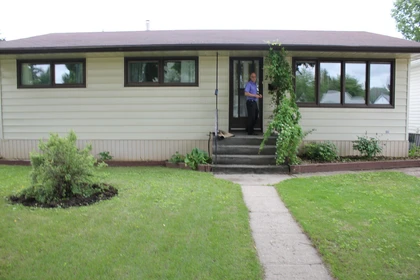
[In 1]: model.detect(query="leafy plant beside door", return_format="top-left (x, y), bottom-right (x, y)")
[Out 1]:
top-left (184, 148), bottom-right (211, 170)
top-left (260, 42), bottom-right (304, 165)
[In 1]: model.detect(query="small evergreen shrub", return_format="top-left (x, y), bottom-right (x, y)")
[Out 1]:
top-left (184, 148), bottom-right (211, 170)
top-left (20, 131), bottom-right (107, 204)
top-left (169, 152), bottom-right (185, 163)
top-left (353, 134), bottom-right (383, 158)
top-left (303, 142), bottom-right (339, 162)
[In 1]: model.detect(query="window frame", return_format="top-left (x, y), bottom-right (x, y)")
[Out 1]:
top-left (17, 59), bottom-right (86, 89)
top-left (292, 58), bottom-right (395, 109)
top-left (124, 57), bottom-right (199, 87)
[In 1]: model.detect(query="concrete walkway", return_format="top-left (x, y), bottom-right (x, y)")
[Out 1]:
top-left (215, 174), bottom-right (332, 280)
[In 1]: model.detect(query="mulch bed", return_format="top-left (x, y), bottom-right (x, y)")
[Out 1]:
top-left (300, 156), bottom-right (420, 164)
top-left (8, 184), bottom-right (118, 208)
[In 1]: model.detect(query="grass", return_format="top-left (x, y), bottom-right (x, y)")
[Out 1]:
top-left (0, 166), bottom-right (262, 280)
top-left (275, 172), bottom-right (420, 280)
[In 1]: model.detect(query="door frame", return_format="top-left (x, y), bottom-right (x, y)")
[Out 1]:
top-left (229, 57), bottom-right (264, 132)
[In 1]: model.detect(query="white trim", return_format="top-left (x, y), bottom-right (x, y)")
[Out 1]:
top-left (406, 59), bottom-right (411, 141)
top-left (0, 59), bottom-right (3, 140)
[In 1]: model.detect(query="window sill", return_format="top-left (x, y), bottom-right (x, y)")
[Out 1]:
top-left (297, 103), bottom-right (394, 109)
top-left (124, 83), bottom-right (199, 87)
top-left (18, 84), bottom-right (86, 89)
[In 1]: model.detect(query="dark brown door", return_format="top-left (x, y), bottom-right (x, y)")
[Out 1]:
top-left (229, 58), bottom-right (263, 131)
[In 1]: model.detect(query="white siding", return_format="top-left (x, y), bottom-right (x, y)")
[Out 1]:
top-left (0, 54), bottom-right (230, 140)
top-left (0, 139), bottom-right (209, 161)
top-left (0, 60), bottom-right (3, 134)
top-left (409, 60), bottom-right (420, 133)
top-left (0, 51), bottom-right (411, 159)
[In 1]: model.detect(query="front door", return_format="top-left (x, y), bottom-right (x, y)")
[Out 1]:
top-left (229, 58), bottom-right (263, 131)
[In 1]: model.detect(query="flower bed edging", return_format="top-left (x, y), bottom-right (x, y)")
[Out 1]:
top-left (165, 162), bottom-right (179, 168)
top-left (197, 164), bottom-right (212, 172)
top-left (290, 159), bottom-right (420, 174)
top-left (0, 159), bottom-right (166, 167)
top-left (0, 160), bottom-right (30, 166)
top-left (164, 162), bottom-right (211, 172)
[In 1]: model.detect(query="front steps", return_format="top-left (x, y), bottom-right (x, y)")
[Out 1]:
top-left (212, 134), bottom-right (289, 174)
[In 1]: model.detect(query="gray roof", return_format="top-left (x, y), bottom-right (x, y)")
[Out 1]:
top-left (1, 30), bottom-right (420, 54)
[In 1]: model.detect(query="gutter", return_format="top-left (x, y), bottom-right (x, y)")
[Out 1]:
top-left (1, 44), bottom-right (420, 55)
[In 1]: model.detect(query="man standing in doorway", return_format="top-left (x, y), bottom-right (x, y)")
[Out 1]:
top-left (244, 72), bottom-right (262, 135)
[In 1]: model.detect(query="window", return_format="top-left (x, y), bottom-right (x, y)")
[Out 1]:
top-left (18, 59), bottom-right (86, 88)
top-left (369, 63), bottom-right (391, 105)
top-left (320, 62), bottom-right (341, 104)
top-left (125, 57), bottom-right (198, 86)
top-left (295, 61), bottom-right (316, 103)
top-left (293, 59), bottom-right (394, 108)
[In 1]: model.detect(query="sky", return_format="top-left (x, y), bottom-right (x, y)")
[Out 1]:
top-left (0, 0), bottom-right (403, 41)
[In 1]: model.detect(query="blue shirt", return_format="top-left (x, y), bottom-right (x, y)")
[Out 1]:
top-left (245, 81), bottom-right (258, 101)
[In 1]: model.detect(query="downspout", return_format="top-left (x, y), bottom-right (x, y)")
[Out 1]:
top-left (213, 52), bottom-right (219, 164)
top-left (406, 58), bottom-right (411, 141)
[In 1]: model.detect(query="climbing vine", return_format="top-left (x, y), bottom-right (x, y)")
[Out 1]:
top-left (260, 43), bottom-right (303, 165)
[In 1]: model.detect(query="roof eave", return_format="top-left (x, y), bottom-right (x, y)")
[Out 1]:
top-left (1, 44), bottom-right (420, 54)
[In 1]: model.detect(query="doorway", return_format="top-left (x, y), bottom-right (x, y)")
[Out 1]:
top-left (229, 58), bottom-right (263, 131)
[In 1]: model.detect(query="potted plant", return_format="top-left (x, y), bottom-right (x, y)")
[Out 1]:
top-left (184, 148), bottom-right (212, 172)
top-left (166, 152), bottom-right (185, 168)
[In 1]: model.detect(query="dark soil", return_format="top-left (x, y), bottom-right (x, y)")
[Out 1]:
top-left (300, 156), bottom-right (420, 164)
top-left (8, 184), bottom-right (118, 208)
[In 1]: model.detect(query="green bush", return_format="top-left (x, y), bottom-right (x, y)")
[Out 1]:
top-left (259, 44), bottom-right (303, 165)
top-left (408, 145), bottom-right (420, 157)
top-left (169, 151), bottom-right (185, 163)
top-left (22, 131), bottom-right (104, 203)
top-left (303, 142), bottom-right (339, 162)
top-left (184, 148), bottom-right (211, 170)
top-left (98, 151), bottom-right (113, 161)
top-left (353, 134), bottom-right (383, 158)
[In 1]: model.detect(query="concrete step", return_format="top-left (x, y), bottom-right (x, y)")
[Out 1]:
top-left (213, 145), bottom-right (276, 155)
top-left (213, 154), bottom-right (276, 165)
top-left (216, 135), bottom-right (276, 146)
top-left (212, 164), bottom-right (289, 174)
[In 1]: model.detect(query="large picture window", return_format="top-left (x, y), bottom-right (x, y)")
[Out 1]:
top-left (17, 59), bottom-right (86, 88)
top-left (294, 59), bottom-right (394, 108)
top-left (125, 57), bottom-right (198, 86)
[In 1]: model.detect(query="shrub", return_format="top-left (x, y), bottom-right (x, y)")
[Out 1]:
top-left (408, 145), bottom-right (420, 157)
top-left (169, 152), bottom-right (185, 163)
top-left (184, 148), bottom-right (211, 170)
top-left (22, 131), bottom-right (104, 204)
top-left (303, 142), bottom-right (339, 162)
top-left (352, 134), bottom-right (383, 158)
top-left (98, 151), bottom-right (113, 161)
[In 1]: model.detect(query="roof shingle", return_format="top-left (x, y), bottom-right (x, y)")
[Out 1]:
top-left (1, 30), bottom-right (420, 54)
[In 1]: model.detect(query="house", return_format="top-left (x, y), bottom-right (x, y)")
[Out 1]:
top-left (409, 58), bottom-right (420, 134)
top-left (1, 30), bottom-right (420, 161)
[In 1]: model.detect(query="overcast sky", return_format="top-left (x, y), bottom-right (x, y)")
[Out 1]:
top-left (0, 0), bottom-right (402, 41)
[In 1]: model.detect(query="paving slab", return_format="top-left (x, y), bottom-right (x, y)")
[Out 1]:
top-left (216, 174), bottom-right (291, 185)
top-left (215, 173), bottom-right (332, 280)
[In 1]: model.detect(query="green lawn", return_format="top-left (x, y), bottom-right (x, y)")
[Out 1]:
top-left (275, 172), bottom-right (420, 280)
top-left (0, 166), bottom-right (262, 280)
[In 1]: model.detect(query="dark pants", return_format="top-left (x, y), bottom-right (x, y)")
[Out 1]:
top-left (246, 100), bottom-right (259, 135)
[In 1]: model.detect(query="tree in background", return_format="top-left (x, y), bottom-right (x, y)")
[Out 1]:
top-left (61, 63), bottom-right (82, 84)
top-left (391, 0), bottom-right (420, 42)
top-left (295, 66), bottom-right (365, 102)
